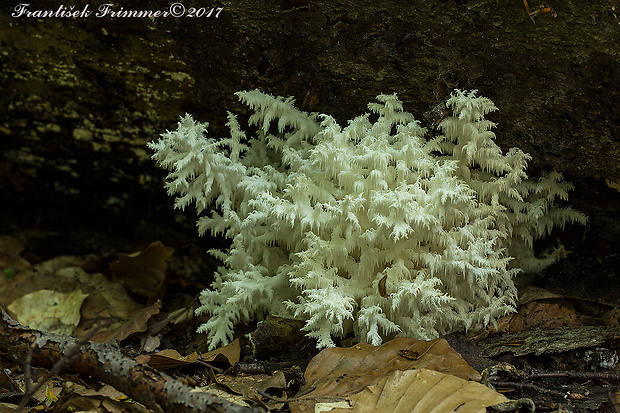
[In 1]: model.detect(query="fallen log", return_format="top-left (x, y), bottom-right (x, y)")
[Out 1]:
top-left (0, 309), bottom-right (262, 413)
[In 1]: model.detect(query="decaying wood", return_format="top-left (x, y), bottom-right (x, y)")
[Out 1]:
top-left (17, 318), bottom-right (113, 410)
top-left (0, 309), bottom-right (263, 413)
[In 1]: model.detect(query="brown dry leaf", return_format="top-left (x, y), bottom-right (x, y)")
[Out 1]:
top-left (304, 337), bottom-right (479, 390)
top-left (290, 337), bottom-right (486, 413)
top-left (50, 382), bottom-right (150, 413)
top-left (137, 339), bottom-right (241, 370)
top-left (0, 252), bottom-right (94, 311)
top-left (200, 338), bottom-right (241, 365)
top-left (136, 348), bottom-right (199, 370)
top-left (508, 299), bottom-right (582, 333)
top-left (508, 286), bottom-right (611, 333)
top-left (110, 241), bottom-right (173, 303)
top-left (89, 301), bottom-right (162, 343)
top-left (0, 242), bottom-right (161, 343)
top-left (57, 266), bottom-right (146, 339)
top-left (208, 370), bottom-right (287, 410)
top-left (517, 286), bottom-right (563, 305)
top-left (7, 289), bottom-right (88, 335)
top-left (1, 271), bottom-right (64, 311)
top-left (335, 368), bottom-right (507, 413)
top-left (67, 395), bottom-right (151, 413)
top-left (3, 262), bottom-right (157, 342)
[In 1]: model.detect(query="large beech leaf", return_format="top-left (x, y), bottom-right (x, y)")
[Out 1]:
top-left (290, 337), bottom-right (507, 413)
top-left (344, 368), bottom-right (507, 413)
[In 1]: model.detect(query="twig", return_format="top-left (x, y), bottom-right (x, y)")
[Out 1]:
top-left (16, 319), bottom-right (111, 411)
top-left (491, 380), bottom-right (587, 400)
top-left (525, 370), bottom-right (620, 382)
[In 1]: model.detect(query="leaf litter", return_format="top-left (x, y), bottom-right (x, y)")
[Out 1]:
top-left (1, 233), bottom-right (620, 412)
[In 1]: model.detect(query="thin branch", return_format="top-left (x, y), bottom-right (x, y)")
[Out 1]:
top-left (491, 380), bottom-right (587, 400)
top-left (17, 319), bottom-right (111, 411)
top-left (525, 371), bottom-right (620, 382)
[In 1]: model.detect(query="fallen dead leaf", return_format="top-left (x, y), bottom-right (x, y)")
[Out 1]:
top-left (110, 241), bottom-right (173, 304)
top-left (508, 299), bottom-right (582, 332)
top-left (49, 381), bottom-right (150, 413)
top-left (303, 337), bottom-right (479, 392)
top-left (203, 370), bottom-right (288, 410)
top-left (337, 368), bottom-right (507, 413)
top-left (89, 301), bottom-right (162, 343)
top-left (1, 257), bottom-right (160, 343)
top-left (136, 348), bottom-right (199, 370)
top-left (200, 338), bottom-right (241, 365)
top-left (136, 338), bottom-right (241, 370)
top-left (7, 289), bottom-right (88, 335)
top-left (289, 337), bottom-right (493, 413)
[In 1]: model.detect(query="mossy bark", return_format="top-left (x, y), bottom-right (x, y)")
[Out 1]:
top-left (1, 0), bottom-right (618, 248)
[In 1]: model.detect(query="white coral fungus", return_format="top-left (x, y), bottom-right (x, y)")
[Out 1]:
top-left (148, 89), bottom-right (586, 349)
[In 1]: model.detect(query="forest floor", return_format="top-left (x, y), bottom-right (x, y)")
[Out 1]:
top-left (1, 218), bottom-right (619, 413)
